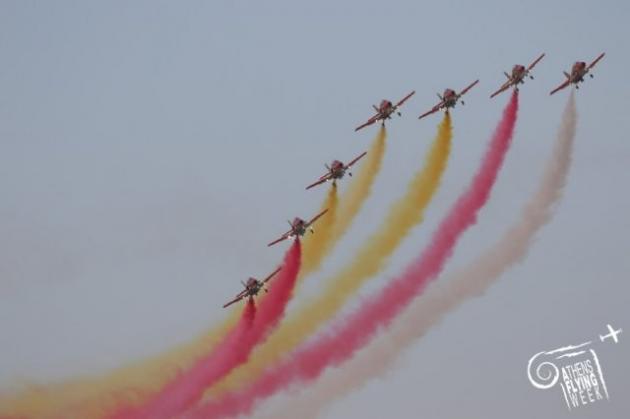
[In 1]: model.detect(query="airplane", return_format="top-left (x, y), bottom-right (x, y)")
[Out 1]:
top-left (599, 324), bottom-right (622, 344)
top-left (490, 53), bottom-right (546, 98)
top-left (354, 91), bottom-right (416, 131)
top-left (549, 53), bottom-right (605, 95)
top-left (306, 151), bottom-right (367, 190)
top-left (222, 267), bottom-right (282, 308)
top-left (418, 80), bottom-right (479, 120)
top-left (267, 209), bottom-right (329, 246)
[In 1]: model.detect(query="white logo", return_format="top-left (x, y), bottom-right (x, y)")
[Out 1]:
top-left (527, 324), bottom-right (621, 411)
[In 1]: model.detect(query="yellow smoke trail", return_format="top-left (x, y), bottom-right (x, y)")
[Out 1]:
top-left (301, 126), bottom-right (386, 277)
top-left (300, 185), bottom-right (338, 277)
top-left (206, 115), bottom-right (452, 396)
top-left (0, 131), bottom-right (387, 419)
top-left (335, 126), bottom-right (386, 238)
top-left (0, 316), bottom-right (239, 419)
top-left (0, 198), bottom-right (339, 419)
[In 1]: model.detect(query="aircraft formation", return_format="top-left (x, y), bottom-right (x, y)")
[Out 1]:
top-left (223, 52), bottom-right (605, 308)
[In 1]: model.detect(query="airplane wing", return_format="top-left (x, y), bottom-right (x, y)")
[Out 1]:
top-left (586, 52), bottom-right (605, 71)
top-left (354, 115), bottom-right (379, 132)
top-left (549, 79), bottom-right (571, 96)
top-left (458, 79), bottom-right (480, 97)
top-left (223, 294), bottom-right (245, 308)
top-left (306, 174), bottom-right (332, 190)
top-left (418, 104), bottom-right (441, 120)
top-left (262, 267), bottom-right (282, 284)
top-left (345, 151), bottom-right (367, 168)
top-left (394, 90), bottom-right (416, 108)
top-left (490, 80), bottom-right (512, 99)
top-left (267, 230), bottom-right (291, 247)
top-left (527, 53), bottom-right (546, 71)
top-left (305, 208), bottom-right (329, 227)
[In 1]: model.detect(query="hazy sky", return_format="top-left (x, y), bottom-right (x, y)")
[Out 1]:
top-left (1, 1), bottom-right (628, 418)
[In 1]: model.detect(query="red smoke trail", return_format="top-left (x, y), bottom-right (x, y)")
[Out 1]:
top-left (108, 240), bottom-right (302, 419)
top-left (185, 91), bottom-right (519, 419)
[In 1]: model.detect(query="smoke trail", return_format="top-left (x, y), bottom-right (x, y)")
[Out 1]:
top-left (105, 241), bottom-right (301, 419)
top-left (205, 114), bottom-right (452, 397)
top-left (106, 299), bottom-right (255, 419)
top-left (186, 92), bottom-right (517, 418)
top-left (0, 297), bottom-right (240, 416)
top-left (268, 92), bottom-right (577, 419)
top-left (334, 126), bottom-right (386, 238)
top-left (0, 118), bottom-right (384, 419)
top-left (300, 126), bottom-right (386, 278)
top-left (0, 129), bottom-right (388, 419)
top-left (300, 185), bottom-right (338, 277)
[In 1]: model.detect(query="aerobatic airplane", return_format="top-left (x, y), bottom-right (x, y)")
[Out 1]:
top-left (354, 91), bottom-right (415, 131)
top-left (550, 53), bottom-right (605, 95)
top-left (490, 53), bottom-right (545, 98)
top-left (306, 151), bottom-right (367, 190)
top-left (418, 80), bottom-right (479, 120)
top-left (267, 209), bottom-right (329, 246)
top-left (223, 267), bottom-right (282, 308)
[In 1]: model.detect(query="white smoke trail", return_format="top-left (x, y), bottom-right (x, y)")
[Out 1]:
top-left (261, 92), bottom-right (576, 419)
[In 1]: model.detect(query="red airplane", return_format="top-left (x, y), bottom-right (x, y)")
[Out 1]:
top-left (490, 53), bottom-right (545, 98)
top-left (418, 80), bottom-right (479, 120)
top-left (550, 53), bottom-right (605, 95)
top-left (354, 91), bottom-right (415, 131)
top-left (223, 267), bottom-right (282, 308)
top-left (267, 209), bottom-right (329, 247)
top-left (306, 151), bottom-right (367, 190)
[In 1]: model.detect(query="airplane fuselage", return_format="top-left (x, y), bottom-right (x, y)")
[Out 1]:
top-left (245, 278), bottom-right (263, 296)
top-left (329, 160), bottom-right (346, 179)
top-left (442, 89), bottom-right (458, 108)
top-left (511, 64), bottom-right (527, 84)
top-left (378, 100), bottom-right (395, 120)
top-left (570, 61), bottom-right (588, 84)
top-left (291, 218), bottom-right (308, 237)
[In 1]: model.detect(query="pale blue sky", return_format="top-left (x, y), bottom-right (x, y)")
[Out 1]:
top-left (1, 1), bottom-right (628, 418)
